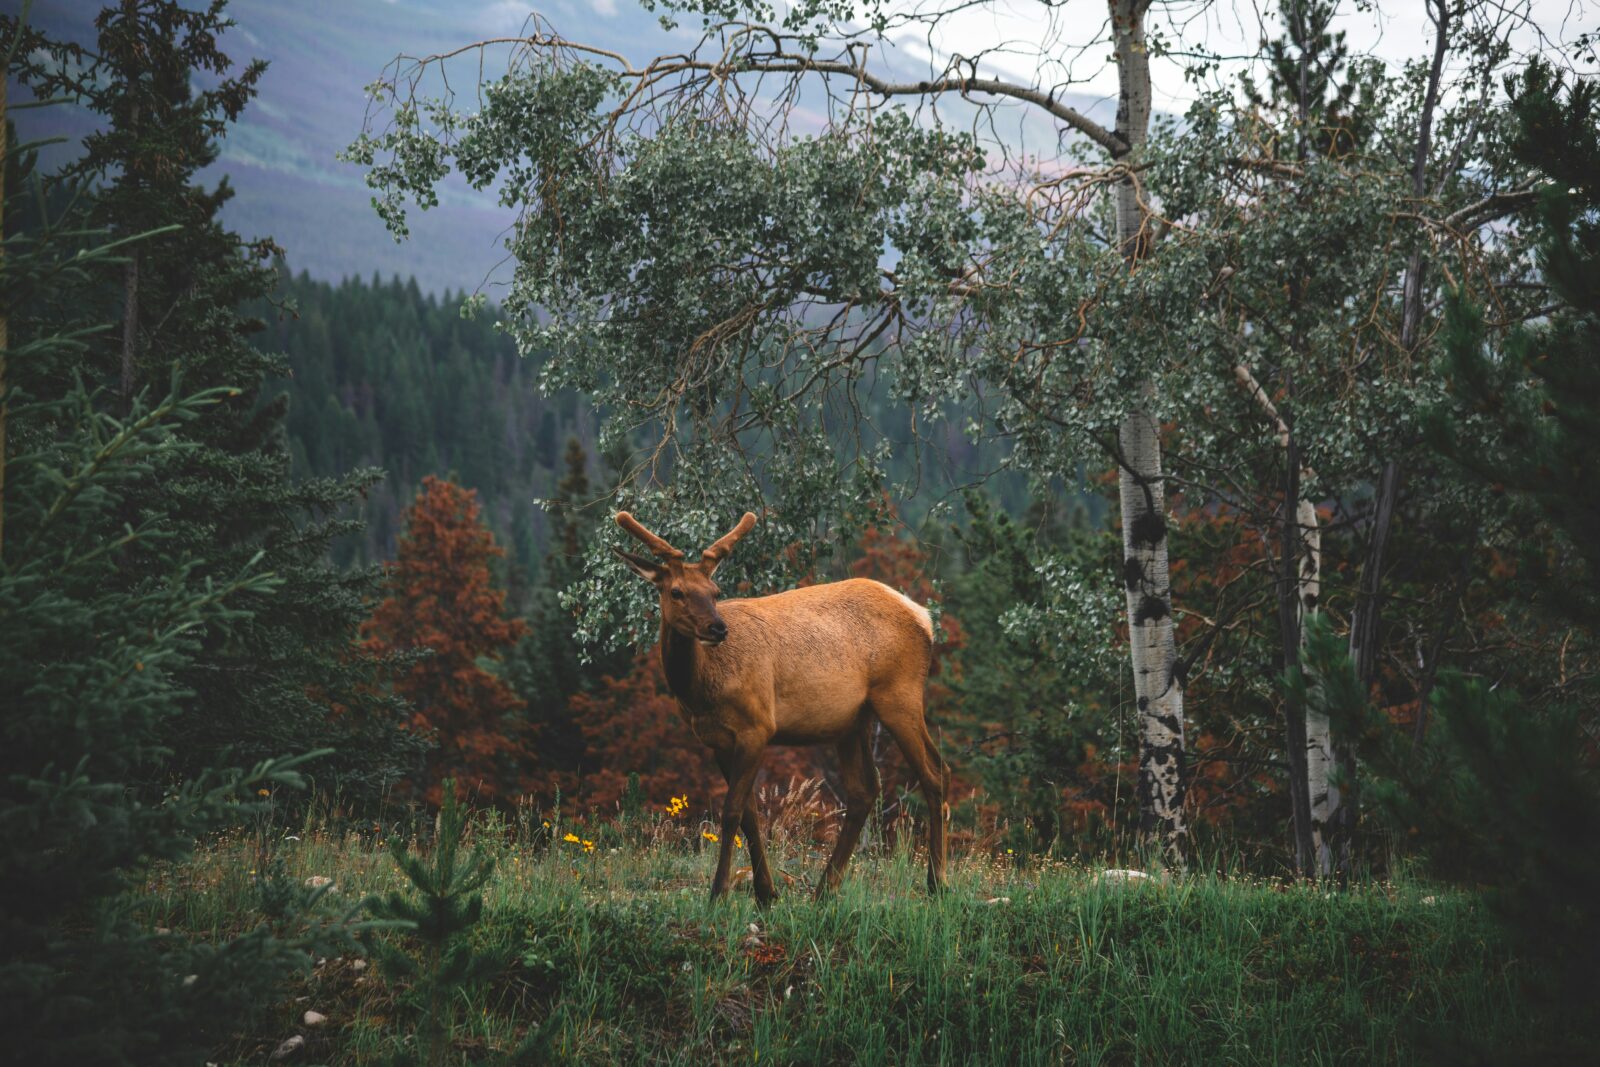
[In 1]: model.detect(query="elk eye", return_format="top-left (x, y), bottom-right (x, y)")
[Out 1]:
top-left (670, 588), bottom-right (685, 600)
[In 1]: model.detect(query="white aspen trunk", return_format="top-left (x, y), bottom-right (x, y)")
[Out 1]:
top-left (1111, 0), bottom-right (1186, 860)
top-left (1299, 500), bottom-right (1337, 874)
top-left (1233, 363), bottom-right (1332, 872)
top-left (1119, 414), bottom-right (1187, 857)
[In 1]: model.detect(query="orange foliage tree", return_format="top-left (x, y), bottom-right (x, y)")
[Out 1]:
top-left (573, 650), bottom-right (725, 812)
top-left (363, 475), bottom-right (531, 805)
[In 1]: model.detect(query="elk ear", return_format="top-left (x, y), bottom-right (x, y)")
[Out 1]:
top-left (612, 546), bottom-right (666, 584)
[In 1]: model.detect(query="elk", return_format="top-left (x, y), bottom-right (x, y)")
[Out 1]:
top-left (612, 509), bottom-right (949, 904)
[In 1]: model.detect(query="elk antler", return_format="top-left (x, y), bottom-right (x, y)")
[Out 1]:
top-left (701, 511), bottom-right (758, 563)
top-left (615, 512), bottom-right (685, 560)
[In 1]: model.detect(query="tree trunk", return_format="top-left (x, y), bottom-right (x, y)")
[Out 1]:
top-left (0, 72), bottom-right (8, 558)
top-left (1233, 362), bottom-right (1328, 872)
top-left (1278, 415), bottom-right (1316, 875)
top-left (121, 253), bottom-right (139, 400)
top-left (1110, 0), bottom-right (1186, 861)
top-left (1300, 493), bottom-right (1338, 874)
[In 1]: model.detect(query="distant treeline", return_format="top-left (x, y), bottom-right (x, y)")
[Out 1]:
top-left (254, 269), bottom-right (1063, 578)
top-left (254, 269), bottom-right (597, 574)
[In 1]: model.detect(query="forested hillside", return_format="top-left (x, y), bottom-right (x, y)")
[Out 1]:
top-left (254, 271), bottom-right (599, 573)
top-left (256, 270), bottom-right (1046, 575)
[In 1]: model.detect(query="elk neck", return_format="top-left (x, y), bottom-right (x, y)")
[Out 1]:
top-left (659, 616), bottom-right (703, 704)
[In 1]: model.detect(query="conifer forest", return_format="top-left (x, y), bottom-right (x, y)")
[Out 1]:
top-left (3, 1), bottom-right (1598, 1063)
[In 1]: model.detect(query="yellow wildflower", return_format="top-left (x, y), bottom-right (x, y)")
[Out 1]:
top-left (582, 839), bottom-right (595, 853)
top-left (563, 832), bottom-right (581, 844)
top-left (256, 788), bottom-right (270, 797)
top-left (702, 830), bottom-right (718, 844)
top-left (734, 835), bottom-right (743, 848)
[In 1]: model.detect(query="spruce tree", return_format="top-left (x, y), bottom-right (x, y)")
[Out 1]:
top-left (1306, 60), bottom-right (1600, 995)
top-left (1, 18), bottom-right (342, 1061)
top-left (10, 0), bottom-right (422, 799)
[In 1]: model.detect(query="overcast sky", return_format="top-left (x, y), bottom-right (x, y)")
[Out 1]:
top-left (872, 0), bottom-right (1595, 113)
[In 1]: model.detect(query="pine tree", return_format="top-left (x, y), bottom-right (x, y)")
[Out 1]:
top-left (364, 476), bottom-right (532, 804)
top-left (1306, 60), bottom-right (1600, 991)
top-left (1, 19), bottom-right (340, 1061)
top-left (363, 780), bottom-right (509, 1066)
top-left (10, 0), bottom-right (419, 800)
top-left (1242, 0), bottom-right (1373, 156)
top-left (507, 435), bottom-right (631, 802)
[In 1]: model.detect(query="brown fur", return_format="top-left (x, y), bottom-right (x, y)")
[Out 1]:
top-left (614, 513), bottom-right (950, 903)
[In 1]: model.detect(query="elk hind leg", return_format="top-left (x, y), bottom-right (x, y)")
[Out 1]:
top-left (875, 688), bottom-right (948, 893)
top-left (817, 727), bottom-right (879, 899)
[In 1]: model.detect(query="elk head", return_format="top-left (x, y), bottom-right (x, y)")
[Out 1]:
top-left (614, 510), bottom-right (757, 646)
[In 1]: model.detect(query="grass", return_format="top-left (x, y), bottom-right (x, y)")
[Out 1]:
top-left (138, 809), bottom-right (1564, 1066)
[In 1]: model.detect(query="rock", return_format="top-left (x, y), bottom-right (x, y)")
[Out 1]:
top-left (983, 897), bottom-right (1011, 905)
top-left (270, 1035), bottom-right (305, 1061)
top-left (304, 875), bottom-right (335, 891)
top-left (181, 974), bottom-right (198, 988)
top-left (351, 959), bottom-right (367, 973)
top-left (303, 1010), bottom-right (327, 1027)
top-left (1099, 868), bottom-right (1153, 884)
top-left (747, 922), bottom-right (761, 934)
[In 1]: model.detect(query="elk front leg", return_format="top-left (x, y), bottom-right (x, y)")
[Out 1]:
top-left (717, 749), bottom-right (778, 907)
top-left (709, 738), bottom-right (765, 903)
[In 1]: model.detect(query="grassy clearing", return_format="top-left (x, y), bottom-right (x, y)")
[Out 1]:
top-left (140, 814), bottom-right (1560, 1066)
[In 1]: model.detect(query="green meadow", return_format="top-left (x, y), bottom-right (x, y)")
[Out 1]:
top-left (139, 810), bottom-right (1576, 1066)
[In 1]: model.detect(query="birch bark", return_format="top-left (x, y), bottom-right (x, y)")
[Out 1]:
top-left (1234, 363), bottom-right (1329, 872)
top-left (1111, 0), bottom-right (1186, 860)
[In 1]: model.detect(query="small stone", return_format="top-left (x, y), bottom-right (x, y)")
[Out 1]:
top-left (181, 974), bottom-right (198, 988)
top-left (747, 922), bottom-right (761, 934)
top-left (304, 876), bottom-right (335, 891)
top-left (303, 1010), bottom-right (327, 1027)
top-left (351, 959), bottom-right (367, 973)
top-left (270, 1035), bottom-right (305, 1061)
top-left (154, 927), bottom-right (171, 935)
top-left (1099, 868), bottom-right (1152, 884)
top-left (983, 896), bottom-right (1011, 905)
